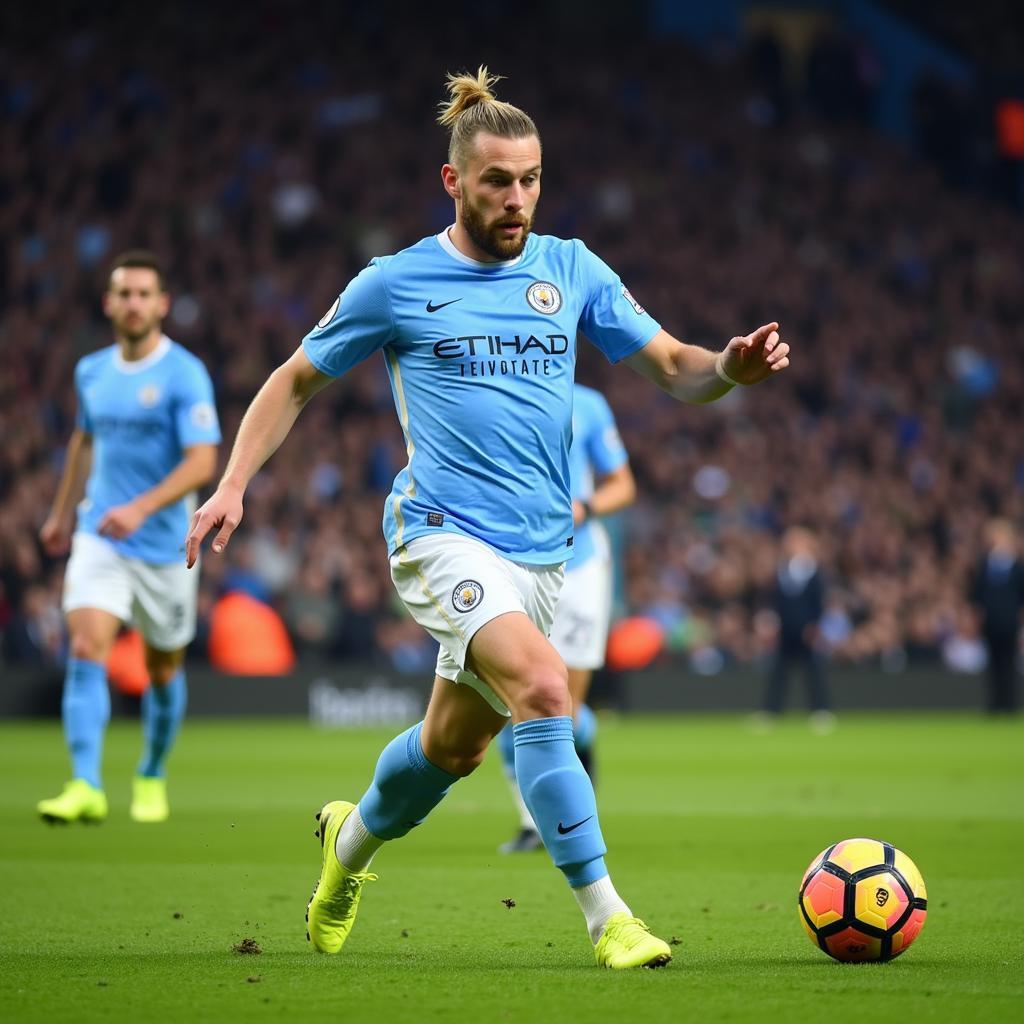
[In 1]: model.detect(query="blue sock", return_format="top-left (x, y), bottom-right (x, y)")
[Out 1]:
top-left (574, 703), bottom-right (597, 753)
top-left (497, 722), bottom-right (516, 778)
top-left (513, 716), bottom-right (607, 887)
top-left (138, 669), bottom-right (187, 778)
top-left (62, 657), bottom-right (110, 789)
top-left (358, 722), bottom-right (459, 840)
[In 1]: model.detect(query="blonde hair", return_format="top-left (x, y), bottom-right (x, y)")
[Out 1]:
top-left (437, 66), bottom-right (539, 167)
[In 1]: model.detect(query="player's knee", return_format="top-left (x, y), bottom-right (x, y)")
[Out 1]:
top-left (69, 632), bottom-right (110, 663)
top-left (145, 653), bottom-right (180, 686)
top-left (514, 662), bottom-right (571, 720)
top-left (147, 663), bottom-right (178, 686)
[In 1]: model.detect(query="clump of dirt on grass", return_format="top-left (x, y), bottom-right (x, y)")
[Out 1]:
top-left (233, 937), bottom-right (262, 955)
top-left (501, 898), bottom-right (516, 909)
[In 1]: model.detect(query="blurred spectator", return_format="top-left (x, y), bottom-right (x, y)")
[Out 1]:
top-left (969, 519), bottom-right (1024, 713)
top-left (757, 528), bottom-right (833, 730)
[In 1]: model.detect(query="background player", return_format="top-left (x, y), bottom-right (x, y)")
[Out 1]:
top-left (185, 68), bottom-right (789, 969)
top-left (37, 250), bottom-right (220, 824)
top-left (498, 382), bottom-right (636, 853)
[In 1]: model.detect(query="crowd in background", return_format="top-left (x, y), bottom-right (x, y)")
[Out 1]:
top-left (2, 2), bottom-right (1022, 678)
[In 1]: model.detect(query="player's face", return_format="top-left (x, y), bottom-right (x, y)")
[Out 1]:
top-left (103, 267), bottom-right (169, 344)
top-left (453, 132), bottom-right (541, 260)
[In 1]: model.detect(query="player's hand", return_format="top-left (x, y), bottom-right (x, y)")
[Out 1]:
top-left (572, 499), bottom-right (587, 526)
top-left (97, 501), bottom-right (147, 540)
top-left (185, 487), bottom-right (243, 568)
top-left (718, 322), bottom-right (789, 386)
top-left (39, 515), bottom-right (73, 557)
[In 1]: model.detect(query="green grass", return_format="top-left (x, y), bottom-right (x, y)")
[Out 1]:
top-left (1, 713), bottom-right (1022, 1023)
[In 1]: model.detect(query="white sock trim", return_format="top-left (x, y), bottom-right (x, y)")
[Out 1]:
top-left (572, 874), bottom-right (631, 944)
top-left (334, 807), bottom-right (384, 872)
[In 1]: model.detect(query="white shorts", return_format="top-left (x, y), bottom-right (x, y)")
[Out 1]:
top-left (62, 532), bottom-right (199, 651)
top-left (549, 552), bottom-right (613, 670)
top-left (389, 533), bottom-right (565, 716)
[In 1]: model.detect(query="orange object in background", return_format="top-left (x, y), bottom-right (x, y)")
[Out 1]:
top-left (107, 629), bottom-right (149, 695)
top-left (996, 98), bottom-right (1024, 160)
top-left (605, 616), bottom-right (664, 671)
top-left (207, 591), bottom-right (296, 675)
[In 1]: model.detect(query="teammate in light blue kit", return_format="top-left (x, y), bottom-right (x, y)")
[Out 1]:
top-left (38, 251), bottom-right (220, 825)
top-left (497, 383), bottom-right (636, 853)
top-left (187, 68), bottom-right (790, 968)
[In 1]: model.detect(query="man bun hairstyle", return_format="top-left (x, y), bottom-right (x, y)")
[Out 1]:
top-left (109, 249), bottom-right (166, 291)
top-left (437, 66), bottom-right (539, 167)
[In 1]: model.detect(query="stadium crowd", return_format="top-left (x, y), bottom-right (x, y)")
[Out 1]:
top-left (2, 3), bottom-right (1022, 678)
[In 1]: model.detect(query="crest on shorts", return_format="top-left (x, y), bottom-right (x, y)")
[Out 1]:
top-left (452, 580), bottom-right (484, 613)
top-left (137, 385), bottom-right (161, 408)
top-left (526, 281), bottom-right (562, 315)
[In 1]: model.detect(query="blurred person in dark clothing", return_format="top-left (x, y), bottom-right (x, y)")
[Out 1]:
top-left (969, 519), bottom-right (1024, 714)
top-left (757, 527), bottom-right (834, 731)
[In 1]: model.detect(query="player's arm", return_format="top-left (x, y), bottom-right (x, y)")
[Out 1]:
top-left (185, 346), bottom-right (332, 567)
top-left (97, 444), bottom-right (219, 540)
top-left (39, 428), bottom-right (93, 556)
top-left (624, 324), bottom-right (789, 404)
top-left (574, 463), bottom-right (636, 526)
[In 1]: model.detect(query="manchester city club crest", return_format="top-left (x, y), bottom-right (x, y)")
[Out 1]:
top-left (137, 385), bottom-right (161, 408)
top-left (452, 580), bottom-right (484, 613)
top-left (526, 281), bottom-right (562, 315)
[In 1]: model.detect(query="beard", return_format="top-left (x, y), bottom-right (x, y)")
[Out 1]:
top-left (460, 197), bottom-right (533, 260)
top-left (114, 314), bottom-right (159, 344)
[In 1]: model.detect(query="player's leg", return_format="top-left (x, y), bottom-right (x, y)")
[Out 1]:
top-left (308, 674), bottom-right (506, 953)
top-left (495, 723), bottom-right (543, 852)
top-left (38, 608), bottom-right (120, 822)
top-left (340, 673), bottom-right (507, 869)
top-left (129, 555), bottom-right (198, 821)
top-left (468, 611), bottom-right (670, 967)
top-left (131, 644), bottom-right (186, 822)
top-left (498, 556), bottom-right (607, 851)
top-left (39, 535), bottom-right (131, 823)
top-left (567, 667), bottom-right (598, 777)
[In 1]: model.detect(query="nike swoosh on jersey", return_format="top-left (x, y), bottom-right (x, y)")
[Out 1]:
top-left (425, 298), bottom-right (462, 313)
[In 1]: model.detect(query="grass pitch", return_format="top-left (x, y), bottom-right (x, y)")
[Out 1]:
top-left (1, 712), bottom-right (1022, 1023)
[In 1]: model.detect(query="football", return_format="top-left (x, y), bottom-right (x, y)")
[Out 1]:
top-left (799, 838), bottom-right (928, 962)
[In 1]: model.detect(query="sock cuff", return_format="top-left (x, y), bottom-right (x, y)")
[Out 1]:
top-left (512, 716), bottom-right (574, 745)
top-left (406, 722), bottom-right (459, 784)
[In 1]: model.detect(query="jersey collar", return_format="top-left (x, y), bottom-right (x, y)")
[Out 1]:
top-left (436, 227), bottom-right (525, 269)
top-left (113, 334), bottom-right (172, 374)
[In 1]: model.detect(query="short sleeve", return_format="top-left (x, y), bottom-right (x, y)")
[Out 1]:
top-left (584, 392), bottom-right (628, 476)
top-left (302, 262), bottom-right (395, 378)
top-left (576, 241), bottom-right (661, 363)
top-left (174, 359), bottom-right (221, 447)
top-left (74, 361), bottom-right (92, 433)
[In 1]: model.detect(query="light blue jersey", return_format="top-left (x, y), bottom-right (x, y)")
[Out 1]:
top-left (303, 230), bottom-right (659, 564)
top-left (569, 384), bottom-right (628, 570)
top-left (74, 336), bottom-right (221, 564)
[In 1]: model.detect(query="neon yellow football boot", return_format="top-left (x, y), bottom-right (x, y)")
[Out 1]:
top-left (594, 912), bottom-right (673, 969)
top-left (37, 779), bottom-right (108, 824)
top-left (130, 776), bottom-right (169, 823)
top-left (306, 801), bottom-right (378, 953)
